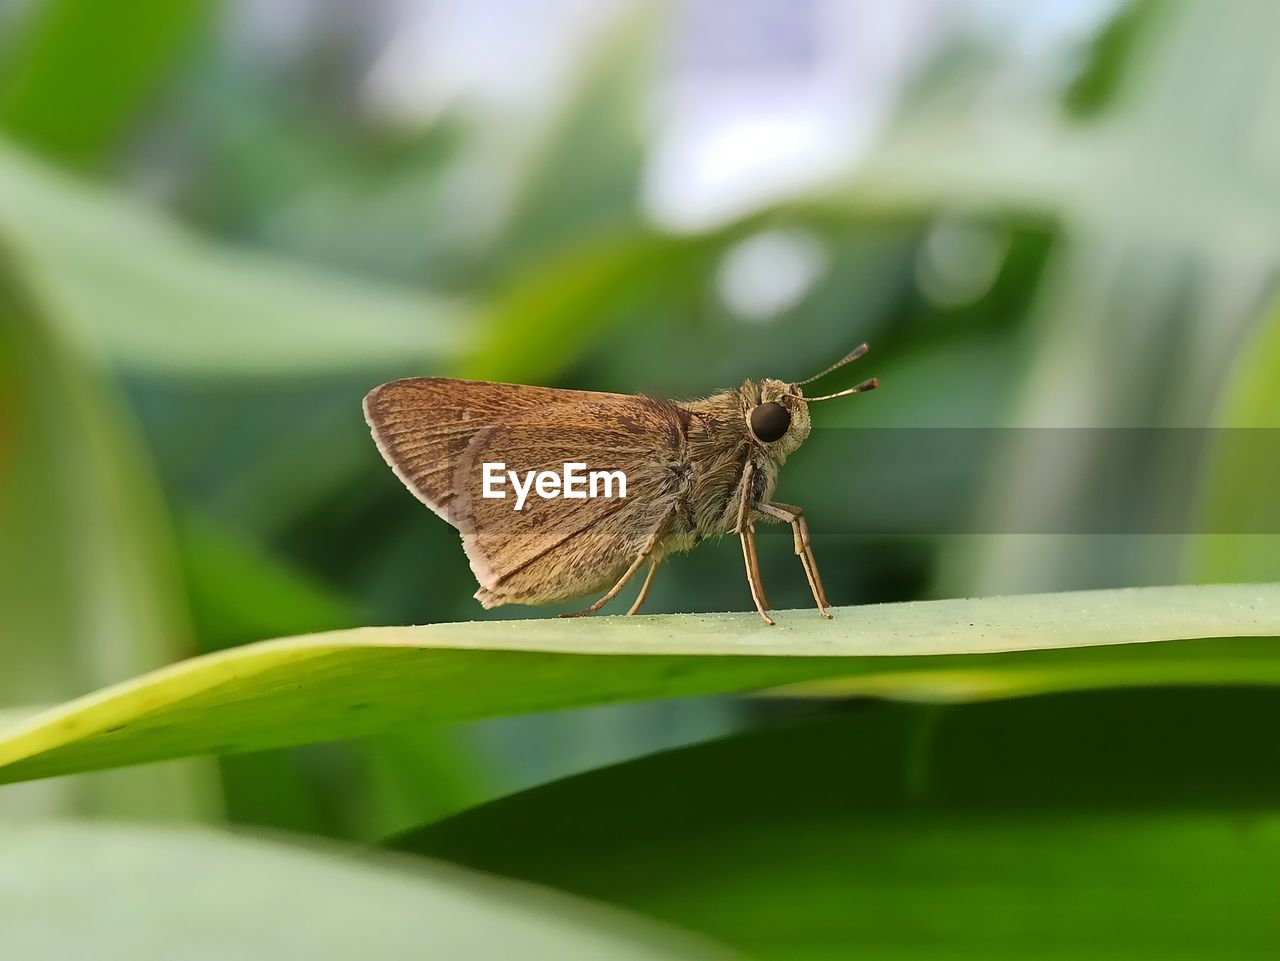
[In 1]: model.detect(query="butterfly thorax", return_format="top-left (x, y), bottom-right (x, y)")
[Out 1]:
top-left (679, 379), bottom-right (811, 540)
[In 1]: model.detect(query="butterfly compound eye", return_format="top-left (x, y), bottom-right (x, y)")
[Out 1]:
top-left (750, 402), bottom-right (791, 443)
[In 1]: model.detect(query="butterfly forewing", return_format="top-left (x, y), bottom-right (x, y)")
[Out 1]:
top-left (363, 378), bottom-right (631, 523)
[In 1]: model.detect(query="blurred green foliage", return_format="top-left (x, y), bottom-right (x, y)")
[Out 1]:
top-left (404, 687), bottom-right (1280, 961)
top-left (0, 0), bottom-right (213, 168)
top-left (0, 0), bottom-right (1278, 956)
top-left (2, 821), bottom-right (727, 960)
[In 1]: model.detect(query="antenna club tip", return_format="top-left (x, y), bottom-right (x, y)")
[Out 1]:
top-left (797, 341), bottom-right (872, 386)
top-left (866, 377), bottom-right (879, 391)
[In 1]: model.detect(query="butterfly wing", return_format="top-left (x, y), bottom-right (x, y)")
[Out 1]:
top-left (452, 395), bottom-right (693, 607)
top-left (363, 377), bottom-right (637, 525)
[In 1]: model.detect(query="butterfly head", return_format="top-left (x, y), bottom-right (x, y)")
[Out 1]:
top-left (743, 379), bottom-right (811, 459)
top-left (742, 343), bottom-right (878, 459)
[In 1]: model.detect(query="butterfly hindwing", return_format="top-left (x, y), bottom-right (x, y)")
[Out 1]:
top-left (452, 395), bottom-right (692, 607)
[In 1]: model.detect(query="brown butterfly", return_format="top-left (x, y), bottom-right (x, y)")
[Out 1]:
top-left (363, 345), bottom-right (877, 625)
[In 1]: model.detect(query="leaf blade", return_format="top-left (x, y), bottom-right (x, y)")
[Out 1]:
top-left (0, 822), bottom-right (729, 961)
top-left (0, 144), bottom-right (469, 377)
top-left (399, 688), bottom-right (1280, 961)
top-left (0, 584), bottom-right (1276, 787)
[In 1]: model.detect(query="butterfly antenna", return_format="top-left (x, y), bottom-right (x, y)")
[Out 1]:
top-left (805, 378), bottom-right (879, 403)
top-left (796, 343), bottom-right (869, 386)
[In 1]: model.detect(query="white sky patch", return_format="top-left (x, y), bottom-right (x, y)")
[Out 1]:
top-left (359, 0), bottom-right (633, 127)
top-left (224, 0), bottom-right (1125, 235)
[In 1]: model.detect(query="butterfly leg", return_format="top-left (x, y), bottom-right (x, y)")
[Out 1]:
top-left (627, 559), bottom-right (660, 616)
top-left (560, 552), bottom-right (649, 618)
top-left (562, 524), bottom-right (667, 618)
top-left (733, 461), bottom-right (772, 620)
top-left (739, 526), bottom-right (776, 626)
top-left (743, 524), bottom-right (771, 611)
top-left (757, 502), bottom-right (833, 619)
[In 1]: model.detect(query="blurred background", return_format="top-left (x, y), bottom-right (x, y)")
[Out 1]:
top-left (1, 0), bottom-right (1278, 882)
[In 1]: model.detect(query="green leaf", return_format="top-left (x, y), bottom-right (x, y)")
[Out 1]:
top-left (0, 143), bottom-right (468, 377)
top-left (174, 516), bottom-right (499, 840)
top-left (1185, 298), bottom-right (1280, 583)
top-left (1063, 0), bottom-right (1167, 118)
top-left (177, 516), bottom-right (361, 653)
top-left (481, 6), bottom-right (655, 276)
top-left (0, 224), bottom-right (215, 818)
top-left (0, 584), bottom-right (1276, 787)
top-left (459, 228), bottom-right (718, 383)
top-left (0, 822), bottom-right (730, 961)
top-left (400, 687), bottom-right (1280, 961)
top-left (0, 0), bottom-right (213, 168)
top-left (754, 0), bottom-right (1280, 595)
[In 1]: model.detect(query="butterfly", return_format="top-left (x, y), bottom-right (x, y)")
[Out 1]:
top-left (364, 345), bottom-right (876, 625)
